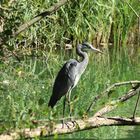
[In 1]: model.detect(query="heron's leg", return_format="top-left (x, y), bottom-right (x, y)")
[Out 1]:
top-left (61, 95), bottom-right (71, 129)
top-left (62, 89), bottom-right (75, 128)
top-left (132, 91), bottom-right (140, 119)
top-left (62, 95), bottom-right (66, 128)
top-left (67, 89), bottom-right (73, 118)
top-left (63, 95), bottom-right (66, 119)
top-left (67, 90), bottom-right (79, 127)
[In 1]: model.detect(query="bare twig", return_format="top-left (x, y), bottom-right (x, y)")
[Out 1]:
top-left (133, 92), bottom-right (140, 118)
top-left (86, 81), bottom-right (140, 112)
top-left (0, 5), bottom-right (10, 11)
top-left (94, 84), bottom-right (140, 117)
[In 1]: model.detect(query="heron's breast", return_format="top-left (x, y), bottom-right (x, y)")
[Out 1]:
top-left (73, 63), bottom-right (88, 87)
top-left (73, 74), bottom-right (81, 87)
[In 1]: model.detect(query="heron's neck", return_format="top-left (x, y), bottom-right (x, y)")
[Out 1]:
top-left (76, 45), bottom-right (89, 63)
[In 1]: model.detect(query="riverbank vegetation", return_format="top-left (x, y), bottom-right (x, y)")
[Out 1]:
top-left (0, 0), bottom-right (140, 139)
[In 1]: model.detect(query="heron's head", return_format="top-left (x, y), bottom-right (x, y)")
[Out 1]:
top-left (81, 42), bottom-right (103, 53)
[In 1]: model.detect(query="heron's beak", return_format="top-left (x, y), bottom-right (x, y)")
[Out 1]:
top-left (91, 47), bottom-right (103, 54)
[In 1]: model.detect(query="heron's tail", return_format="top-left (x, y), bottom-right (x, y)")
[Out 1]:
top-left (48, 96), bottom-right (57, 108)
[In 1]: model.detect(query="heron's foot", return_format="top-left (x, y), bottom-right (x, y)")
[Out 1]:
top-left (82, 112), bottom-right (88, 119)
top-left (61, 119), bottom-right (71, 129)
top-left (69, 118), bottom-right (79, 128)
top-left (130, 116), bottom-right (136, 121)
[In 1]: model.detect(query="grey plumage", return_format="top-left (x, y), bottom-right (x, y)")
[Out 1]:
top-left (48, 42), bottom-right (102, 109)
top-left (48, 59), bottom-right (78, 108)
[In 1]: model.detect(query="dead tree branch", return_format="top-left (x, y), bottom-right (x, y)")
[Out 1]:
top-left (13, 0), bottom-right (68, 37)
top-left (0, 116), bottom-right (140, 140)
top-left (94, 83), bottom-right (140, 117)
top-left (0, 0), bottom-right (69, 47)
top-left (86, 80), bottom-right (140, 112)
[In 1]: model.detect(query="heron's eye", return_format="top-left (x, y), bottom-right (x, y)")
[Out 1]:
top-left (70, 62), bottom-right (77, 67)
top-left (82, 45), bottom-right (91, 51)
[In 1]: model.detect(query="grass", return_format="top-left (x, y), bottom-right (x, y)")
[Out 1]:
top-left (0, 45), bottom-right (140, 139)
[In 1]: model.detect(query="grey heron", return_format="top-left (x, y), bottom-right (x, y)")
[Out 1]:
top-left (48, 42), bottom-right (103, 126)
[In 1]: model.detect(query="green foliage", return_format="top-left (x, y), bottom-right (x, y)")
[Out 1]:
top-left (0, 0), bottom-right (140, 139)
top-left (0, 0), bottom-right (139, 53)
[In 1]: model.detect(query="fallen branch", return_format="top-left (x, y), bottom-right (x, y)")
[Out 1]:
top-left (13, 0), bottom-right (68, 37)
top-left (0, 0), bottom-right (69, 47)
top-left (0, 116), bottom-right (140, 140)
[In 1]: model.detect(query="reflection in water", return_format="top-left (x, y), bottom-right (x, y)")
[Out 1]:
top-left (117, 126), bottom-right (140, 139)
top-left (127, 126), bottom-right (140, 139)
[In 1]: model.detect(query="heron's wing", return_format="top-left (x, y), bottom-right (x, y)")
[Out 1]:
top-left (48, 59), bottom-right (78, 108)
